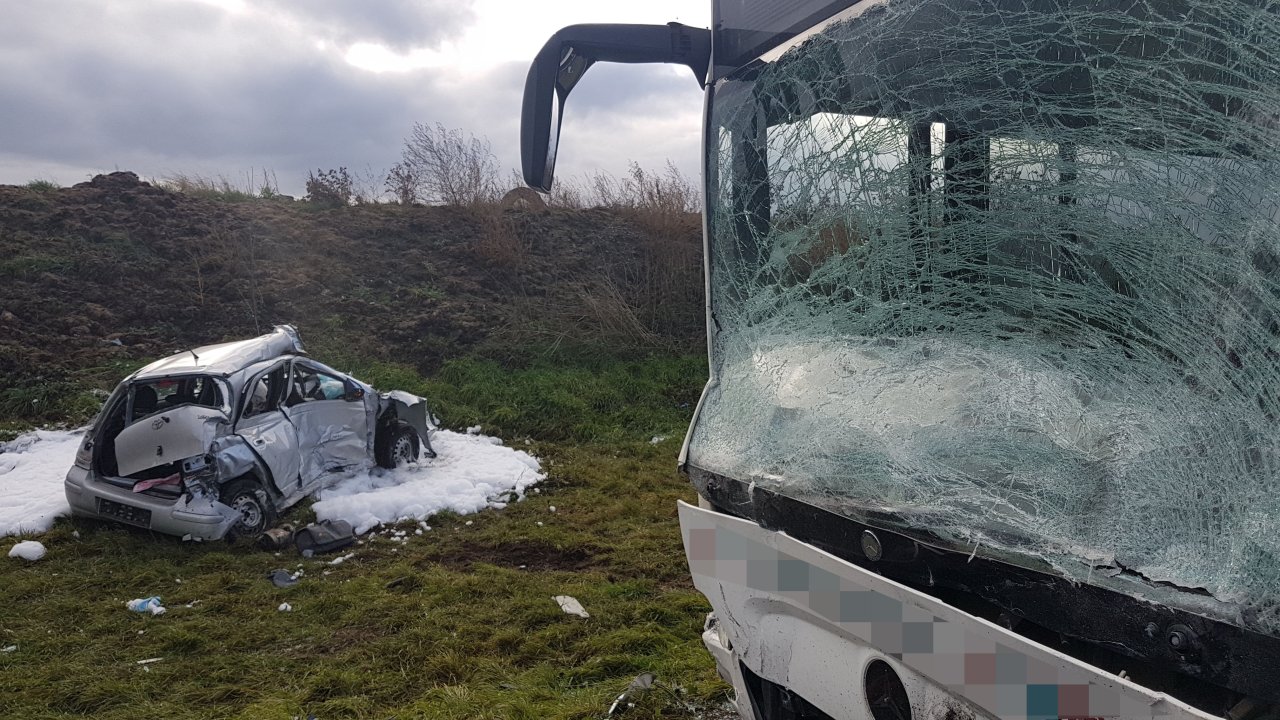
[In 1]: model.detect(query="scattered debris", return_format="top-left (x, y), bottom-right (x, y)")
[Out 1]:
top-left (553, 595), bottom-right (589, 619)
top-left (607, 672), bottom-right (656, 716)
top-left (465, 520), bottom-right (473, 526)
top-left (649, 436), bottom-right (667, 445)
top-left (136, 657), bottom-right (163, 665)
top-left (548, 506), bottom-right (556, 513)
top-left (267, 569), bottom-right (300, 588)
top-left (125, 596), bottom-right (166, 616)
top-left (258, 524), bottom-right (296, 551)
top-left (7, 540), bottom-right (46, 561)
top-left (295, 519), bottom-right (356, 556)
top-left (536, 522), bottom-right (544, 527)
top-left (1, 645), bottom-right (16, 653)
top-left (327, 553), bottom-right (356, 566)
top-left (278, 602), bottom-right (293, 612)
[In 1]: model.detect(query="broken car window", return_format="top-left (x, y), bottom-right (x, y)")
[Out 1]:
top-left (243, 366), bottom-right (288, 418)
top-left (129, 376), bottom-right (224, 422)
top-left (287, 365), bottom-right (347, 405)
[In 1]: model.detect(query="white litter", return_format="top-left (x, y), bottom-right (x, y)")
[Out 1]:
top-left (0, 431), bottom-right (81, 536)
top-left (126, 597), bottom-right (166, 616)
top-left (465, 520), bottom-right (473, 526)
top-left (1, 645), bottom-right (16, 653)
top-left (649, 436), bottom-right (667, 445)
top-left (553, 595), bottom-right (590, 619)
top-left (136, 657), bottom-right (163, 665)
top-left (8, 540), bottom-right (46, 561)
top-left (278, 602), bottom-right (292, 612)
top-left (313, 430), bottom-right (543, 534)
top-left (548, 506), bottom-right (556, 513)
top-left (328, 553), bottom-right (355, 566)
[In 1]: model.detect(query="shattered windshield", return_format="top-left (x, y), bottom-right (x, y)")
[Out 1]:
top-left (689, 0), bottom-right (1280, 633)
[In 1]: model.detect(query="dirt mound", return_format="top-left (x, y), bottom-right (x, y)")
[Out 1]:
top-left (0, 174), bottom-right (703, 422)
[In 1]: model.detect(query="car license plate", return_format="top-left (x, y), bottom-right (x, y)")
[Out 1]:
top-left (97, 498), bottom-right (152, 528)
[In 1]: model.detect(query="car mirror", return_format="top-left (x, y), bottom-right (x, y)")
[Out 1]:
top-left (521, 22), bottom-right (710, 192)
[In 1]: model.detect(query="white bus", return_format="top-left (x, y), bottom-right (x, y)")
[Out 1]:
top-left (522, 2), bottom-right (1280, 718)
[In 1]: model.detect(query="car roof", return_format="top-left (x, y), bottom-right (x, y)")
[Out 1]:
top-left (133, 325), bottom-right (306, 380)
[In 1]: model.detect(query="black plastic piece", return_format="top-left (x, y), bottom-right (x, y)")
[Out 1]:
top-left (521, 22), bottom-right (711, 191)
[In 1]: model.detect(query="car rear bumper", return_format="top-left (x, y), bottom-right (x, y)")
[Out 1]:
top-left (65, 465), bottom-right (239, 541)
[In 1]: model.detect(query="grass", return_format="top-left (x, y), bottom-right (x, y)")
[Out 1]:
top-left (0, 354), bottom-right (728, 719)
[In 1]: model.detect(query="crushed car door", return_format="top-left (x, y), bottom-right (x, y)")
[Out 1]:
top-left (234, 363), bottom-right (302, 494)
top-left (283, 361), bottom-right (369, 489)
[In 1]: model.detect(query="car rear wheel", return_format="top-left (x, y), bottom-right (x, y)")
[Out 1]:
top-left (375, 423), bottom-right (420, 469)
top-left (220, 478), bottom-right (277, 540)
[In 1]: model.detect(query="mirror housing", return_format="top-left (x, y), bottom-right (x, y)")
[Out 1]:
top-left (521, 22), bottom-right (711, 192)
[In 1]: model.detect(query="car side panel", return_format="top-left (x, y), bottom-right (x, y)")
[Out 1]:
top-left (234, 410), bottom-right (301, 494)
top-left (284, 399), bottom-right (368, 486)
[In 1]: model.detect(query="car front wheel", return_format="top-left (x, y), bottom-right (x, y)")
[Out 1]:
top-left (375, 423), bottom-right (420, 469)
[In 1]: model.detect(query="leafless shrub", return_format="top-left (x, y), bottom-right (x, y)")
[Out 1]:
top-left (399, 122), bottom-right (499, 206)
top-left (385, 161), bottom-right (418, 205)
top-left (305, 167), bottom-right (354, 207)
top-left (348, 165), bottom-right (385, 205)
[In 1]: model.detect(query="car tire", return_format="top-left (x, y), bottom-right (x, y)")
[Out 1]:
top-left (220, 478), bottom-right (277, 541)
top-left (375, 423), bottom-right (420, 469)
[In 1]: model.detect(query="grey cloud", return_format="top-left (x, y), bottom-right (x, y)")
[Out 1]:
top-left (260, 0), bottom-right (477, 51)
top-left (0, 1), bottom-right (702, 196)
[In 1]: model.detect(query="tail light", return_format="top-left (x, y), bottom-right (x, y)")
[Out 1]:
top-left (74, 434), bottom-right (94, 470)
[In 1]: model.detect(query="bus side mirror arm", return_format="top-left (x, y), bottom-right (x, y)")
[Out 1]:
top-left (521, 22), bottom-right (711, 192)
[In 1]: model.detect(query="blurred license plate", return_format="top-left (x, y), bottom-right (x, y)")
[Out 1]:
top-left (97, 498), bottom-right (152, 528)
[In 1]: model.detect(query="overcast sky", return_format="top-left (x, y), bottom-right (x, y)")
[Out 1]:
top-left (0, 0), bottom-right (710, 197)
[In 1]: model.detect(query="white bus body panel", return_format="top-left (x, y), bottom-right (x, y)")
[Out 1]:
top-left (679, 501), bottom-right (1215, 720)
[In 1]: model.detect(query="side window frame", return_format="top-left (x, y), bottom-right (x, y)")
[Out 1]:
top-left (240, 363), bottom-right (288, 421)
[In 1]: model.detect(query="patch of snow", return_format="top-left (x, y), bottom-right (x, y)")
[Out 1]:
top-left (466, 425), bottom-right (483, 435)
top-left (8, 540), bottom-right (47, 561)
top-left (313, 430), bottom-right (543, 534)
top-left (553, 595), bottom-right (590, 618)
top-left (0, 430), bottom-right (82, 536)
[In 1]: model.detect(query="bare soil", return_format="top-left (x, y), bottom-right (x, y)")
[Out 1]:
top-left (0, 172), bottom-right (703, 421)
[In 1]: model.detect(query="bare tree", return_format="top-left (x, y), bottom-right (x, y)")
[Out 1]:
top-left (385, 161), bottom-right (418, 205)
top-left (400, 123), bottom-right (499, 206)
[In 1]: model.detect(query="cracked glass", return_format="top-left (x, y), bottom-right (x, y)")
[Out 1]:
top-left (689, 0), bottom-right (1280, 633)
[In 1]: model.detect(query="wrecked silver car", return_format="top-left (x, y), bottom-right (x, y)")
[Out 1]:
top-left (64, 325), bottom-right (437, 540)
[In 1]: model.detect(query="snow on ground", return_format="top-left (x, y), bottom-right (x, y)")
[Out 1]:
top-left (312, 430), bottom-right (543, 534)
top-left (0, 427), bottom-right (541, 538)
top-left (0, 430), bottom-right (81, 536)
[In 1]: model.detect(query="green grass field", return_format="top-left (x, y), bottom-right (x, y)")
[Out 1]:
top-left (0, 355), bottom-right (732, 719)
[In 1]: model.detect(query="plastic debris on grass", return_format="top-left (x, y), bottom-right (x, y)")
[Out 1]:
top-left (8, 540), bottom-right (46, 561)
top-left (553, 595), bottom-right (589, 618)
top-left (126, 597), bottom-right (166, 616)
